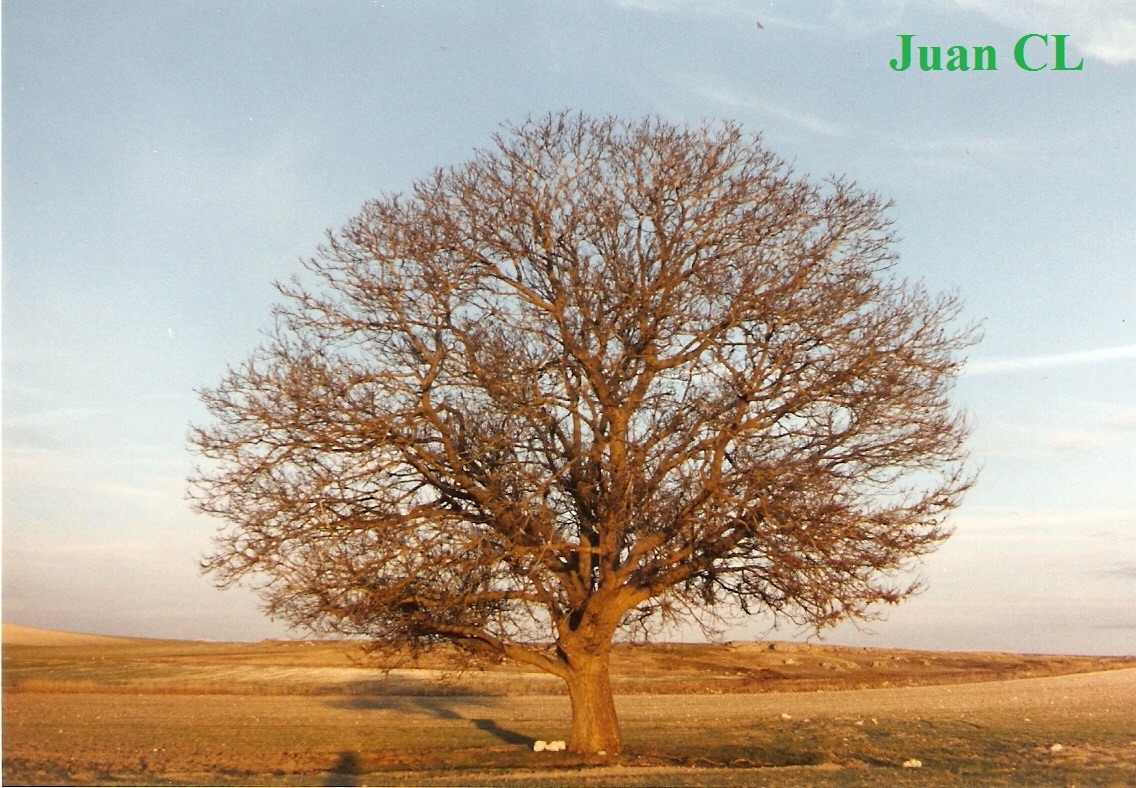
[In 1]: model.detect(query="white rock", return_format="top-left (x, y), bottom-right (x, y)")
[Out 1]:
top-left (550, 740), bottom-right (566, 751)
top-left (780, 713), bottom-right (792, 720)
top-left (1050, 743), bottom-right (1064, 752)
top-left (533, 740), bottom-right (547, 752)
top-left (902, 759), bottom-right (923, 768)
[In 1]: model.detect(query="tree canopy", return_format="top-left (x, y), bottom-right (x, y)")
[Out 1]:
top-left (190, 112), bottom-right (976, 753)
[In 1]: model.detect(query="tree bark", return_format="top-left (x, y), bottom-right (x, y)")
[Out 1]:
top-left (565, 652), bottom-right (621, 754)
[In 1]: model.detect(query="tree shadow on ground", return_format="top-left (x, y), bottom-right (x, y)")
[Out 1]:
top-left (322, 750), bottom-right (362, 787)
top-left (470, 717), bottom-right (533, 745)
top-left (332, 694), bottom-right (537, 747)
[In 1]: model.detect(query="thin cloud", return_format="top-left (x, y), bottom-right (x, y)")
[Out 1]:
top-left (1106, 412), bottom-right (1136, 430)
top-left (1049, 429), bottom-right (1121, 452)
top-left (1098, 563), bottom-right (1136, 581)
top-left (944, 0), bottom-right (1136, 65)
top-left (966, 344), bottom-right (1136, 376)
top-left (953, 507), bottom-right (1136, 532)
top-left (828, 0), bottom-right (908, 37)
top-left (691, 84), bottom-right (845, 137)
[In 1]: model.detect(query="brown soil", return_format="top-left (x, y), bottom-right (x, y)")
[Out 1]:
top-left (3, 626), bottom-right (1135, 786)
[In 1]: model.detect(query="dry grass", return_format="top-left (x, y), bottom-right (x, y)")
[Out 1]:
top-left (5, 626), bottom-right (1131, 697)
top-left (1, 624), bottom-right (149, 647)
top-left (3, 626), bottom-right (1135, 786)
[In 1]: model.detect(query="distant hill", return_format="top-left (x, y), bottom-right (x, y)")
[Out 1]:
top-left (2, 624), bottom-right (150, 647)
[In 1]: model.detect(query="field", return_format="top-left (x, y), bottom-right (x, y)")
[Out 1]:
top-left (3, 625), bottom-right (1135, 786)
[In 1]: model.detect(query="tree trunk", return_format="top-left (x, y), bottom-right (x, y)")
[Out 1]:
top-left (565, 652), bottom-right (621, 754)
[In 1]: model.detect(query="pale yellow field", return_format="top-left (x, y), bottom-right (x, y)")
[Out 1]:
top-left (2, 624), bottom-right (152, 647)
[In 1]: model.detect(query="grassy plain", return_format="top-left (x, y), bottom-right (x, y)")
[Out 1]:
top-left (3, 625), bottom-right (1135, 786)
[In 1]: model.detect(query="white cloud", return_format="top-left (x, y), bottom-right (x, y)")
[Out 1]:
top-left (1106, 412), bottom-right (1136, 431)
top-left (828, 0), bottom-right (909, 36)
top-left (690, 83), bottom-right (845, 137)
top-left (1049, 429), bottom-right (1121, 452)
top-left (969, 413), bottom-right (1136, 460)
top-left (967, 344), bottom-right (1136, 375)
top-left (952, 506), bottom-right (1136, 532)
top-left (942, 0), bottom-right (1136, 64)
top-left (615, 1), bottom-right (1136, 63)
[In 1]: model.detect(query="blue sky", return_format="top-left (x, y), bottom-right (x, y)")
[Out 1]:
top-left (3, 1), bottom-right (1134, 654)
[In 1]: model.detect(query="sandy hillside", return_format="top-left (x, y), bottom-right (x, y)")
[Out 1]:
top-left (2, 624), bottom-right (148, 647)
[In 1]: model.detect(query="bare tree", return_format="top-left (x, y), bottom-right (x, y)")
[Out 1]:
top-left (190, 112), bottom-right (976, 754)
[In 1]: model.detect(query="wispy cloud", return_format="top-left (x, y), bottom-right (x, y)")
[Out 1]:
top-left (1106, 412), bottom-right (1136, 430)
top-left (827, 0), bottom-right (909, 36)
top-left (1098, 563), bottom-right (1136, 581)
top-left (953, 507), bottom-right (1136, 532)
top-left (969, 413), bottom-right (1136, 459)
top-left (615, 0), bottom-right (1136, 63)
top-left (1048, 429), bottom-right (1121, 452)
top-left (944, 0), bottom-right (1136, 65)
top-left (967, 344), bottom-right (1136, 375)
top-left (689, 83), bottom-right (845, 137)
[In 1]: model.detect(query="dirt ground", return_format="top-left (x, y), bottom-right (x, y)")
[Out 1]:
top-left (3, 626), bottom-right (1135, 786)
